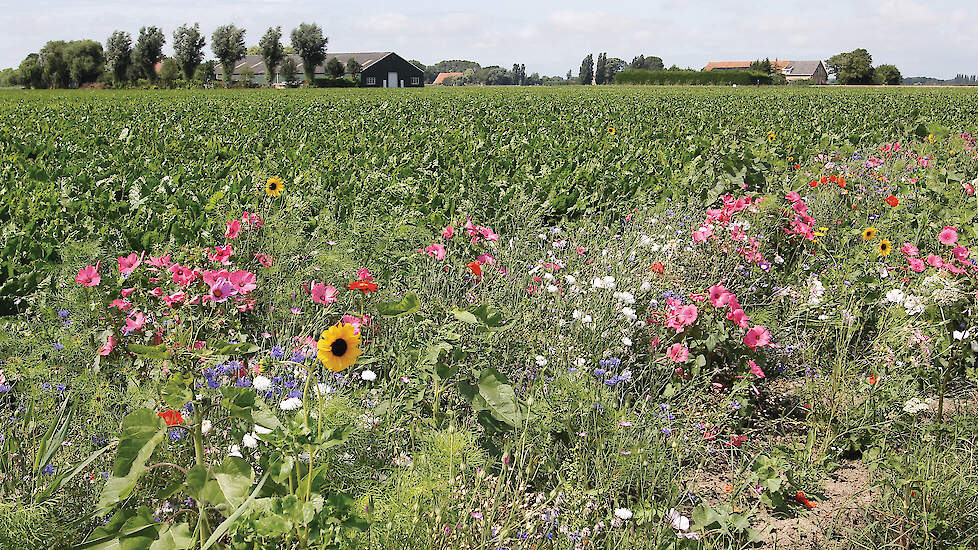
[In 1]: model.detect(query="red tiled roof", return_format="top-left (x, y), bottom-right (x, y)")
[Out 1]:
top-left (703, 60), bottom-right (790, 71)
top-left (432, 72), bottom-right (463, 85)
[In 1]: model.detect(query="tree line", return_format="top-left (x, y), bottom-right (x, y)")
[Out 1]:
top-left (2, 22), bottom-right (335, 89)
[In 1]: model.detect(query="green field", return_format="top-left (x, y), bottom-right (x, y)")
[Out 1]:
top-left (1, 87), bottom-right (977, 549)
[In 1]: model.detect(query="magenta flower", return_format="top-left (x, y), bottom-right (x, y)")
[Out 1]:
top-left (953, 245), bottom-right (970, 261)
top-left (901, 243), bottom-right (919, 256)
top-left (75, 262), bottom-right (101, 287)
top-left (667, 343), bottom-right (690, 363)
top-left (147, 254), bottom-right (172, 269)
top-left (424, 243), bottom-right (447, 260)
top-left (743, 326), bottom-right (773, 350)
top-left (225, 219), bottom-right (242, 240)
top-left (117, 252), bottom-right (143, 275)
top-left (442, 225), bottom-right (454, 239)
top-left (749, 360), bottom-right (765, 378)
top-left (311, 282), bottom-right (339, 304)
top-left (938, 227), bottom-right (958, 246)
top-left (124, 312), bottom-right (146, 333)
top-left (229, 270), bottom-right (257, 294)
top-left (208, 279), bottom-right (237, 302)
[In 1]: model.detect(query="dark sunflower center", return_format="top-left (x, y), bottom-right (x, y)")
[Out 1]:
top-left (269, 183), bottom-right (278, 190)
top-left (330, 338), bottom-right (348, 357)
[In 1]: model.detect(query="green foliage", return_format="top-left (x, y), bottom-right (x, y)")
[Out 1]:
top-left (290, 22), bottom-right (327, 85)
top-left (616, 68), bottom-right (774, 85)
top-left (259, 26), bottom-right (285, 86)
top-left (172, 24), bottom-right (206, 81)
top-left (133, 26), bottom-right (166, 82)
top-left (876, 63), bottom-right (903, 86)
top-left (211, 24), bottom-right (246, 87)
top-left (827, 48), bottom-right (875, 85)
top-left (105, 31), bottom-right (132, 85)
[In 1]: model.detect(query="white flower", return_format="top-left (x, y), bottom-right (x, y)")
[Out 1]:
top-left (581, 314), bottom-right (593, 325)
top-left (667, 509), bottom-right (690, 531)
top-left (621, 307), bottom-right (637, 322)
top-left (279, 397), bottom-right (302, 411)
top-left (565, 275), bottom-right (577, 285)
top-left (242, 433), bottom-right (258, 449)
top-left (808, 277), bottom-right (825, 305)
top-left (878, 266), bottom-right (890, 279)
top-left (253, 375), bottom-right (272, 392)
top-left (201, 420), bottom-right (212, 435)
top-left (574, 357), bottom-right (586, 368)
top-left (774, 255), bottom-right (785, 264)
top-left (543, 272), bottom-right (555, 281)
top-left (592, 276), bottom-right (616, 290)
top-left (228, 445), bottom-right (242, 458)
top-left (885, 288), bottom-right (906, 304)
top-left (903, 398), bottom-right (930, 414)
top-left (614, 291), bottom-right (635, 305)
top-left (361, 370), bottom-right (377, 382)
top-left (546, 284), bottom-right (559, 293)
top-left (621, 336), bottom-right (632, 347)
top-left (573, 309), bottom-right (584, 320)
top-left (535, 355), bottom-right (548, 367)
top-left (614, 508), bottom-right (633, 520)
top-left (904, 295), bottom-right (925, 315)
top-left (315, 383), bottom-right (332, 399)
top-left (640, 281), bottom-right (652, 292)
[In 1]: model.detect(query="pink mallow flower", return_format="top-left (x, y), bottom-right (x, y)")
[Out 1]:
top-left (749, 360), bottom-right (765, 378)
top-left (147, 254), bottom-right (172, 269)
top-left (208, 279), bottom-right (236, 302)
top-left (75, 262), bottom-right (101, 287)
top-left (743, 326), bottom-right (773, 350)
top-left (907, 258), bottom-right (926, 272)
top-left (938, 227), bottom-right (958, 246)
top-left (424, 243), bottom-right (447, 260)
top-left (99, 334), bottom-right (116, 356)
top-left (124, 312), bottom-right (146, 333)
top-left (953, 245), bottom-right (970, 261)
top-left (225, 219), bottom-right (242, 240)
top-left (442, 225), bottom-right (454, 239)
top-left (208, 245), bottom-right (233, 264)
top-left (254, 253), bottom-right (273, 267)
top-left (229, 270), bottom-right (257, 294)
top-left (901, 243), bottom-right (919, 256)
top-left (117, 252), bottom-right (144, 276)
top-left (356, 268), bottom-right (373, 282)
top-left (667, 343), bottom-right (690, 364)
top-left (311, 282), bottom-right (339, 305)
top-left (926, 254), bottom-right (944, 268)
top-left (110, 299), bottom-right (132, 312)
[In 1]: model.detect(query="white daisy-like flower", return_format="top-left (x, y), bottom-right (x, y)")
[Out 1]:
top-left (535, 355), bottom-right (548, 367)
top-left (253, 375), bottom-right (272, 392)
top-left (279, 397), bottom-right (302, 411)
top-left (621, 336), bottom-right (633, 347)
top-left (361, 370), bottom-right (377, 382)
top-left (614, 508), bottom-right (633, 520)
top-left (885, 288), bottom-right (906, 304)
top-left (242, 433), bottom-right (258, 449)
top-left (200, 420), bottom-right (212, 435)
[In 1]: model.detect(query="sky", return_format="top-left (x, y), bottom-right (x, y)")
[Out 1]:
top-left (2, 0), bottom-right (976, 79)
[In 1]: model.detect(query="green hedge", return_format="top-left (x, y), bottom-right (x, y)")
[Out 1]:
top-left (313, 77), bottom-right (358, 88)
top-left (615, 69), bottom-right (773, 86)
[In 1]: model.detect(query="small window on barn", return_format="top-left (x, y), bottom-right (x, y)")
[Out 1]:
top-left (411, 76), bottom-right (420, 85)
top-left (366, 76), bottom-right (376, 85)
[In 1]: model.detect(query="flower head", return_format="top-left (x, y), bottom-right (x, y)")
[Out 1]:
top-left (266, 176), bottom-right (284, 197)
top-left (317, 323), bottom-right (362, 373)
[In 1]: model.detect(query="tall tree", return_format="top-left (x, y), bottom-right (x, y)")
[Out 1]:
top-left (66, 40), bottom-right (104, 86)
top-left (750, 58), bottom-right (773, 74)
top-left (159, 58), bottom-right (180, 87)
top-left (105, 31), bottom-right (132, 84)
top-left (259, 26), bottom-right (285, 86)
top-left (595, 53), bottom-right (607, 85)
top-left (280, 57), bottom-right (298, 85)
top-left (630, 55), bottom-right (664, 71)
top-left (18, 53), bottom-right (45, 89)
top-left (133, 26), bottom-right (165, 81)
top-left (133, 28), bottom-right (165, 81)
top-left (290, 22), bottom-right (327, 85)
top-left (579, 54), bottom-right (594, 85)
top-left (326, 57), bottom-right (344, 78)
top-left (39, 41), bottom-right (70, 88)
top-left (826, 48), bottom-right (874, 85)
top-left (212, 24), bottom-right (247, 87)
top-left (604, 57), bottom-right (625, 83)
top-left (875, 64), bottom-right (902, 86)
top-left (345, 58), bottom-right (362, 78)
top-left (566, 69), bottom-right (573, 83)
top-left (173, 23), bottom-right (206, 81)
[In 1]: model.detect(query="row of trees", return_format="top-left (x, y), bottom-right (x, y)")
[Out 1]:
top-left (580, 53), bottom-right (676, 85)
top-left (6, 22), bottom-right (332, 89)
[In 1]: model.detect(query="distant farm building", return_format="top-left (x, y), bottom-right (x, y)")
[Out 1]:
top-left (215, 52), bottom-right (424, 87)
top-left (703, 60), bottom-right (828, 84)
top-left (432, 72), bottom-right (463, 85)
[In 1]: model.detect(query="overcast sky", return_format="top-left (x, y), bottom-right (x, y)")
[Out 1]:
top-left (2, 0), bottom-right (975, 78)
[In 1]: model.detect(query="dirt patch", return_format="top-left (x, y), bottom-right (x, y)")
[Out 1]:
top-left (754, 461), bottom-right (876, 549)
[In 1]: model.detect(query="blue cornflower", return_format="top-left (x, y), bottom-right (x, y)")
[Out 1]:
top-left (207, 377), bottom-right (221, 389)
top-left (270, 346), bottom-right (285, 359)
top-left (236, 377), bottom-right (251, 387)
top-left (58, 310), bottom-right (70, 319)
top-left (661, 427), bottom-right (672, 435)
top-left (289, 352), bottom-right (307, 363)
top-left (593, 368), bottom-right (607, 376)
top-left (53, 343), bottom-right (64, 350)
top-left (169, 431), bottom-right (182, 441)
top-left (42, 464), bottom-right (55, 475)
top-left (287, 389), bottom-right (303, 399)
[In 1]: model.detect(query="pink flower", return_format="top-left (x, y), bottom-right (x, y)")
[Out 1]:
top-left (743, 325), bottom-right (772, 350)
top-left (938, 227), bottom-right (958, 246)
top-left (442, 225), bottom-right (454, 239)
top-left (728, 308), bottom-right (750, 328)
top-left (901, 243), bottom-right (919, 256)
top-left (162, 292), bottom-right (186, 307)
top-left (463, 218), bottom-right (478, 237)
top-left (124, 312), bottom-right (146, 333)
top-left (109, 299), bottom-right (132, 312)
top-left (99, 334), bottom-right (116, 356)
top-left (964, 182), bottom-right (976, 195)
top-left (926, 254), bottom-right (944, 268)
top-left (667, 343), bottom-right (690, 364)
top-left (254, 253), bottom-right (273, 267)
top-left (477, 254), bottom-right (495, 265)
top-left (478, 226), bottom-right (499, 241)
top-left (341, 314), bottom-right (370, 334)
top-left (424, 243), bottom-right (447, 260)
top-left (117, 252), bottom-right (144, 275)
top-left (311, 282), bottom-right (339, 305)
top-left (75, 262), bottom-right (101, 287)
top-left (208, 245), bottom-right (233, 264)
top-left (225, 219), bottom-right (242, 240)
top-left (791, 201), bottom-right (808, 215)
top-left (729, 225), bottom-right (747, 242)
top-left (692, 226), bottom-right (713, 243)
top-left (907, 258), bottom-right (926, 272)
top-left (121, 287), bottom-right (136, 297)
top-left (953, 245), bottom-right (970, 261)
top-left (785, 191), bottom-right (801, 202)
top-left (749, 360), bottom-right (765, 378)
top-left (208, 279), bottom-right (236, 303)
top-left (147, 254), bottom-right (172, 269)
top-left (228, 270), bottom-right (257, 294)
top-left (356, 268), bottom-right (373, 282)
top-left (708, 285), bottom-right (730, 307)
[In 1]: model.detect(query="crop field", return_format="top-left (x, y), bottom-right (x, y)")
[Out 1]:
top-left (1, 86), bottom-right (977, 549)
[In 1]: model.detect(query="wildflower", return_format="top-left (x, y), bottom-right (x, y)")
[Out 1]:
top-left (311, 282), bottom-right (339, 304)
top-left (904, 295), bottom-right (925, 315)
top-left (795, 491), bottom-right (817, 509)
top-left (225, 219), bottom-right (242, 240)
top-left (466, 260), bottom-right (482, 278)
top-left (317, 323), bottom-right (361, 373)
top-left (534, 355), bottom-right (548, 367)
top-left (607, 127), bottom-right (615, 135)
top-left (938, 227), bottom-right (958, 246)
top-left (361, 370), bottom-right (377, 381)
top-left (201, 420), bottom-right (212, 435)
top-left (614, 508), bottom-right (632, 520)
top-left (952, 245), bottom-right (970, 261)
top-left (254, 253), bottom-right (274, 267)
top-left (228, 445), bottom-right (243, 458)
top-left (424, 243), bottom-right (446, 260)
top-left (901, 243), bottom-right (919, 256)
top-left (348, 280), bottom-right (378, 293)
top-left (885, 195), bottom-right (899, 207)
top-left (748, 360), bottom-right (765, 378)
top-left (885, 288), bottom-right (906, 304)
top-left (75, 262), bottom-right (101, 287)
top-left (117, 252), bottom-right (143, 275)
top-left (650, 262), bottom-right (664, 274)
top-left (743, 325), bottom-right (773, 350)
top-left (442, 225), bottom-right (454, 239)
top-left (667, 343), bottom-right (690, 364)
top-left (266, 176), bottom-right (284, 197)
top-left (157, 410), bottom-right (184, 426)
top-left (208, 279), bottom-right (236, 302)
top-left (124, 312), bottom-right (146, 333)
top-left (279, 397), bottom-right (302, 411)
top-left (878, 239), bottom-right (892, 256)
top-left (862, 227), bottom-right (877, 241)
top-left (253, 376), bottom-right (272, 391)
top-left (242, 433), bottom-right (258, 449)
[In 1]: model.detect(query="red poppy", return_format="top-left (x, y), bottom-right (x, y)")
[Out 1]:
top-left (838, 178), bottom-right (847, 188)
top-left (793, 164), bottom-right (801, 170)
top-left (728, 434), bottom-right (747, 447)
top-left (650, 262), bottom-right (664, 274)
top-left (795, 491), bottom-right (817, 509)
top-left (829, 175), bottom-right (838, 183)
top-left (868, 374), bottom-right (878, 385)
top-left (885, 195), bottom-right (899, 207)
top-left (158, 410), bottom-right (184, 426)
top-left (466, 260), bottom-right (482, 278)
top-left (820, 177), bottom-right (828, 184)
top-left (348, 281), bottom-right (378, 293)
top-left (809, 180), bottom-right (818, 187)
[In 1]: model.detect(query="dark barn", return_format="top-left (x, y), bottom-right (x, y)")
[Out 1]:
top-left (357, 52), bottom-right (424, 88)
top-left (215, 51), bottom-right (424, 87)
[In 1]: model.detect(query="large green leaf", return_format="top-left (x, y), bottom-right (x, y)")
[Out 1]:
top-left (376, 292), bottom-right (420, 317)
top-left (189, 456), bottom-right (254, 515)
top-left (127, 344), bottom-right (173, 360)
top-left (97, 409), bottom-right (166, 510)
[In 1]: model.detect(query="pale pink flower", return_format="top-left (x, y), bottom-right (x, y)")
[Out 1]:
top-left (311, 282), bottom-right (339, 305)
top-left (926, 254), bottom-right (944, 268)
top-left (225, 219), bottom-right (242, 240)
top-left (952, 245), bottom-right (970, 261)
top-left (728, 308), bottom-right (749, 328)
top-left (117, 252), bottom-right (144, 275)
top-left (667, 343), bottom-right (690, 363)
top-left (147, 254), bottom-right (172, 269)
top-left (477, 254), bottom-right (495, 265)
top-left (228, 270), bottom-right (257, 294)
top-left (901, 243), bottom-right (919, 256)
top-left (938, 227), bottom-right (958, 246)
top-left (109, 299), bottom-right (132, 312)
top-left (124, 312), bottom-right (146, 333)
top-left (121, 287), bottom-right (136, 297)
top-left (424, 243), bottom-right (447, 260)
top-left (254, 253), bottom-right (273, 267)
top-left (75, 262), bottom-right (101, 287)
top-left (907, 258), bottom-right (926, 272)
top-left (99, 334), bottom-right (116, 356)
top-left (208, 279), bottom-right (236, 302)
top-left (749, 360), bottom-right (765, 378)
top-left (743, 326), bottom-right (772, 350)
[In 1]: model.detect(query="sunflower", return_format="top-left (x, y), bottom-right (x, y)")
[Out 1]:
top-left (266, 176), bottom-right (284, 197)
top-left (878, 238), bottom-right (892, 256)
top-left (317, 323), bottom-right (361, 373)
top-left (861, 227), bottom-right (877, 241)
top-left (607, 127), bottom-right (615, 135)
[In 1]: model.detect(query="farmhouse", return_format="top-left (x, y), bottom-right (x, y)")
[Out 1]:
top-left (703, 60), bottom-right (828, 84)
top-left (432, 72), bottom-right (463, 85)
top-left (215, 51), bottom-right (424, 87)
